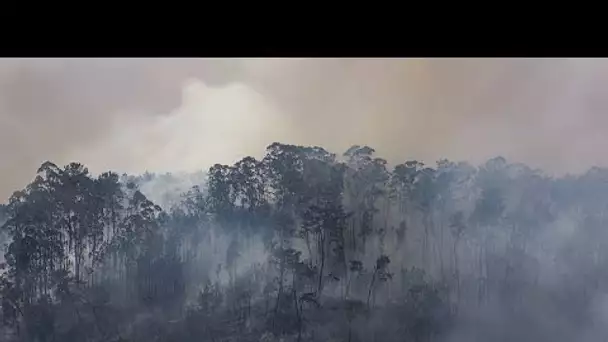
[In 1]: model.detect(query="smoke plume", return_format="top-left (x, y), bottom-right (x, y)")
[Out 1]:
top-left (2, 58), bottom-right (608, 199)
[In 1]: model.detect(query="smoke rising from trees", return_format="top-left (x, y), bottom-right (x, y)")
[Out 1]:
top-left (2, 142), bottom-right (608, 341)
top-left (2, 59), bottom-right (608, 341)
top-left (3, 59), bottom-right (608, 198)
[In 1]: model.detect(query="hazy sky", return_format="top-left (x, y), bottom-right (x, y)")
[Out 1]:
top-left (1, 58), bottom-right (608, 199)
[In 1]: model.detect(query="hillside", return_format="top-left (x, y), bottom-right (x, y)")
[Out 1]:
top-left (1, 143), bottom-right (607, 342)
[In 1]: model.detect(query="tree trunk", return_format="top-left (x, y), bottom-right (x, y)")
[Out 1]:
top-left (367, 268), bottom-right (377, 308)
top-left (273, 229), bottom-right (286, 333)
top-left (439, 209), bottom-right (446, 283)
top-left (453, 236), bottom-right (461, 313)
top-left (305, 231), bottom-right (313, 263)
top-left (423, 213), bottom-right (430, 270)
top-left (293, 286), bottom-right (302, 342)
top-left (317, 234), bottom-right (326, 298)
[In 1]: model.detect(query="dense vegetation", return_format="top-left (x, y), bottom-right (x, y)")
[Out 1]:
top-left (1, 142), bottom-right (608, 342)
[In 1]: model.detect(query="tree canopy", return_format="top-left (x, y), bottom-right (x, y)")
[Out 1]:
top-left (0, 142), bottom-right (607, 342)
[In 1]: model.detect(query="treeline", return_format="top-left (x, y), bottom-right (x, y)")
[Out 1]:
top-left (1, 143), bottom-right (608, 342)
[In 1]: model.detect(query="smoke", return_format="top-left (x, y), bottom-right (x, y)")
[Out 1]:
top-left (131, 171), bottom-right (208, 210)
top-left (75, 78), bottom-right (291, 174)
top-left (3, 58), bottom-right (608, 200)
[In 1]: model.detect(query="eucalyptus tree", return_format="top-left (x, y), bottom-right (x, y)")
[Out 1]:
top-left (343, 145), bottom-right (389, 260)
top-left (389, 160), bottom-right (422, 252)
top-left (470, 157), bottom-right (507, 306)
top-left (7, 141), bottom-right (608, 342)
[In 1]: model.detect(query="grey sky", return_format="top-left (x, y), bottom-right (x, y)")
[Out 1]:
top-left (1, 58), bottom-right (607, 199)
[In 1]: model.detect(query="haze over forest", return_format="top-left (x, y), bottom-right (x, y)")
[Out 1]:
top-left (2, 58), bottom-right (608, 198)
top-left (2, 58), bottom-right (608, 342)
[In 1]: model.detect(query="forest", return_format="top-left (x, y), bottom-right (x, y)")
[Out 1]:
top-left (1, 142), bottom-right (608, 342)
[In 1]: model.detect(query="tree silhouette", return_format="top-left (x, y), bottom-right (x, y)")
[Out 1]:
top-left (1, 142), bottom-right (607, 342)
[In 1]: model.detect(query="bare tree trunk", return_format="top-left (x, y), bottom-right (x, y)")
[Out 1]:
top-left (423, 213), bottom-right (431, 270)
top-left (272, 258), bottom-right (284, 333)
top-left (367, 268), bottom-right (377, 308)
top-left (294, 287), bottom-right (303, 342)
top-left (75, 242), bottom-right (81, 285)
top-left (351, 217), bottom-right (357, 254)
top-left (453, 236), bottom-right (461, 314)
top-left (305, 231), bottom-right (313, 263)
top-left (439, 210), bottom-right (446, 283)
top-left (317, 232), bottom-right (326, 298)
top-left (273, 226), bottom-right (286, 333)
